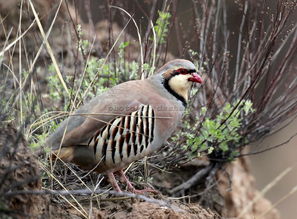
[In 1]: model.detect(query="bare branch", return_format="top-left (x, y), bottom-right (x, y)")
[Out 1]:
top-left (4, 188), bottom-right (186, 213)
top-left (240, 131), bottom-right (297, 157)
top-left (169, 165), bottom-right (213, 194)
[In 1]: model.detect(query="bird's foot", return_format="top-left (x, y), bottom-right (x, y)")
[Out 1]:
top-left (107, 172), bottom-right (122, 193)
top-left (117, 169), bottom-right (159, 194)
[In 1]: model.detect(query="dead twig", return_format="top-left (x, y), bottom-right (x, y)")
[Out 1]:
top-left (169, 165), bottom-right (213, 194)
top-left (4, 188), bottom-right (186, 213)
top-left (239, 131), bottom-right (297, 157)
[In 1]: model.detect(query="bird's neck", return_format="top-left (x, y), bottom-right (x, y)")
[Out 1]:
top-left (163, 78), bottom-right (188, 107)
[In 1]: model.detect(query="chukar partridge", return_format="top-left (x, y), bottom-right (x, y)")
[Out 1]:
top-left (47, 59), bottom-right (202, 193)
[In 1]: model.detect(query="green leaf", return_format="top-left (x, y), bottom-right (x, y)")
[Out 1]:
top-left (200, 143), bottom-right (208, 151)
top-left (243, 99), bottom-right (255, 115)
top-left (200, 106), bottom-right (207, 115)
top-left (208, 146), bottom-right (214, 154)
top-left (152, 11), bottom-right (171, 44)
top-left (219, 142), bottom-right (229, 152)
top-left (119, 41), bottom-right (130, 50)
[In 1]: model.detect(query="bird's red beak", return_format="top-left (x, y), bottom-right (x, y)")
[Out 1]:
top-left (188, 73), bottom-right (203, 83)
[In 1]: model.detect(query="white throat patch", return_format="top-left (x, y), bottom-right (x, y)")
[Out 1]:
top-left (168, 74), bottom-right (192, 101)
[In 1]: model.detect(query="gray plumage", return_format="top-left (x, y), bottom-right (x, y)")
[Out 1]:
top-left (47, 59), bottom-right (202, 192)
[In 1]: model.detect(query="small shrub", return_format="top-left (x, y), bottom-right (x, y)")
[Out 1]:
top-left (152, 11), bottom-right (171, 44)
top-left (184, 99), bottom-right (255, 161)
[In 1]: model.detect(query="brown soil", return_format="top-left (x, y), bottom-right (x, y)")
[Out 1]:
top-left (0, 123), bottom-right (46, 218)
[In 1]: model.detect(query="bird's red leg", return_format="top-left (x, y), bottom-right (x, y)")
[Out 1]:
top-left (107, 172), bottom-right (122, 192)
top-left (117, 169), bottom-right (158, 194)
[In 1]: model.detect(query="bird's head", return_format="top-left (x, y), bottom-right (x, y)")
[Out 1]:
top-left (154, 59), bottom-right (203, 105)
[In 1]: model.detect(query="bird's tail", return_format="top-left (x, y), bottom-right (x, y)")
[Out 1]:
top-left (51, 147), bottom-right (75, 162)
top-left (51, 146), bottom-right (96, 170)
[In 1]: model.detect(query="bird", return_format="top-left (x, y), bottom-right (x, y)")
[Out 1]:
top-left (47, 59), bottom-right (203, 193)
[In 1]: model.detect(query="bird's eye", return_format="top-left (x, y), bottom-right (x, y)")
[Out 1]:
top-left (176, 68), bottom-right (188, 75)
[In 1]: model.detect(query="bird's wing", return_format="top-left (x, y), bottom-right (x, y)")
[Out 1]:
top-left (47, 80), bottom-right (150, 150)
top-left (87, 104), bottom-right (155, 167)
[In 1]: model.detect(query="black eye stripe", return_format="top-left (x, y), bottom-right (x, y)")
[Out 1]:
top-left (172, 68), bottom-right (196, 76)
top-left (188, 69), bottom-right (196, 73)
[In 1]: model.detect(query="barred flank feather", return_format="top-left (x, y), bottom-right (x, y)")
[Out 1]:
top-left (89, 105), bottom-right (155, 166)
